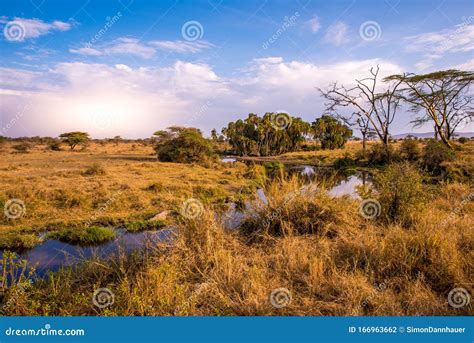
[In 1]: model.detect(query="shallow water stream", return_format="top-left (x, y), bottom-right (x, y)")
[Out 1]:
top-left (2, 164), bottom-right (371, 278)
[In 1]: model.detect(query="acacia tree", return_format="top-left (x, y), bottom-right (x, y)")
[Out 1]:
top-left (385, 70), bottom-right (474, 148)
top-left (59, 132), bottom-right (90, 150)
top-left (320, 66), bottom-right (403, 151)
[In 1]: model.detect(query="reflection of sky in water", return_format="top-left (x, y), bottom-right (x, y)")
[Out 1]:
top-left (328, 175), bottom-right (368, 199)
top-left (2, 229), bottom-right (174, 278)
top-left (300, 166), bottom-right (315, 176)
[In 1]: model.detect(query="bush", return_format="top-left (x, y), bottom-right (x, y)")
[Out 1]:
top-left (154, 127), bottom-right (213, 163)
top-left (421, 140), bottom-right (455, 175)
top-left (12, 143), bottom-right (31, 153)
top-left (82, 163), bottom-right (106, 176)
top-left (399, 139), bottom-right (420, 161)
top-left (375, 162), bottom-right (426, 226)
top-left (263, 161), bottom-right (285, 179)
top-left (367, 144), bottom-right (396, 165)
top-left (458, 137), bottom-right (468, 144)
top-left (48, 140), bottom-right (61, 151)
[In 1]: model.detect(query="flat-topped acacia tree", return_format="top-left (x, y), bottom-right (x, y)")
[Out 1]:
top-left (385, 69), bottom-right (474, 148)
top-left (59, 132), bottom-right (90, 150)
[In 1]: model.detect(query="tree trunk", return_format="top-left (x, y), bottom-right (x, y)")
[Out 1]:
top-left (435, 125), bottom-right (453, 149)
top-left (362, 131), bottom-right (367, 152)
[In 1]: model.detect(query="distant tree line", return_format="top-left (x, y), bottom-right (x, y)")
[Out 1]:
top-left (217, 112), bottom-right (354, 156)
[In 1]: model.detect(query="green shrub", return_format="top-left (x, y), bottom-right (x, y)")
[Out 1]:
top-left (48, 140), bottom-right (61, 151)
top-left (367, 144), bottom-right (396, 165)
top-left (124, 220), bottom-right (165, 232)
top-left (399, 139), bottom-right (421, 161)
top-left (458, 137), bottom-right (468, 144)
top-left (154, 127), bottom-right (213, 163)
top-left (375, 162), bottom-right (426, 226)
top-left (312, 115), bottom-right (352, 149)
top-left (47, 227), bottom-right (115, 244)
top-left (0, 232), bottom-right (41, 250)
top-left (421, 140), bottom-right (455, 175)
top-left (263, 161), bottom-right (285, 179)
top-left (334, 154), bottom-right (357, 169)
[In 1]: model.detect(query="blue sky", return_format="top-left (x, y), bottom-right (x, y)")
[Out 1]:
top-left (1, 0), bottom-right (473, 138)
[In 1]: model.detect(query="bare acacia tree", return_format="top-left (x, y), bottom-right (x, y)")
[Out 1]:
top-left (319, 66), bottom-right (403, 151)
top-left (385, 70), bottom-right (474, 148)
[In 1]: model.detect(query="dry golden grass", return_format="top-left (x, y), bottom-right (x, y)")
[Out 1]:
top-left (2, 175), bottom-right (472, 316)
top-left (0, 140), bottom-right (472, 316)
top-left (0, 141), bottom-right (249, 236)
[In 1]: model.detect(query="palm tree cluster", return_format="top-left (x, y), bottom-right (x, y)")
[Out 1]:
top-left (220, 113), bottom-right (352, 156)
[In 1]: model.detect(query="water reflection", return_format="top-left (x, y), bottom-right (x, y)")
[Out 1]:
top-left (1, 228), bottom-right (174, 278)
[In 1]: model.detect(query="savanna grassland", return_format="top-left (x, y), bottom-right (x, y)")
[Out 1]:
top-left (0, 138), bottom-right (473, 316)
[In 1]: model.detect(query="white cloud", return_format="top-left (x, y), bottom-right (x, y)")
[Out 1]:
top-left (149, 40), bottom-right (214, 53)
top-left (405, 24), bottom-right (474, 55)
top-left (1, 17), bottom-right (71, 40)
top-left (69, 46), bottom-right (103, 56)
top-left (307, 16), bottom-right (321, 33)
top-left (0, 58), bottom-right (403, 138)
top-left (105, 37), bottom-right (156, 58)
top-left (405, 23), bottom-right (474, 71)
top-left (323, 21), bottom-right (349, 46)
top-left (70, 37), bottom-right (214, 58)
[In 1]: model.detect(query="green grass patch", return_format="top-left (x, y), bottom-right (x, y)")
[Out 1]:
top-left (124, 220), bottom-right (166, 232)
top-left (0, 232), bottom-right (42, 250)
top-left (47, 226), bottom-right (116, 244)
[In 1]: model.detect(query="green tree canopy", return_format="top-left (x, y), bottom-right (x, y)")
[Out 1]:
top-left (221, 113), bottom-right (310, 156)
top-left (59, 132), bottom-right (90, 150)
top-left (312, 115), bottom-right (352, 149)
top-left (153, 126), bottom-right (213, 163)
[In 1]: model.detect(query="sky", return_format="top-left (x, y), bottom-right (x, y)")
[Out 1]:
top-left (0, 0), bottom-right (473, 138)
